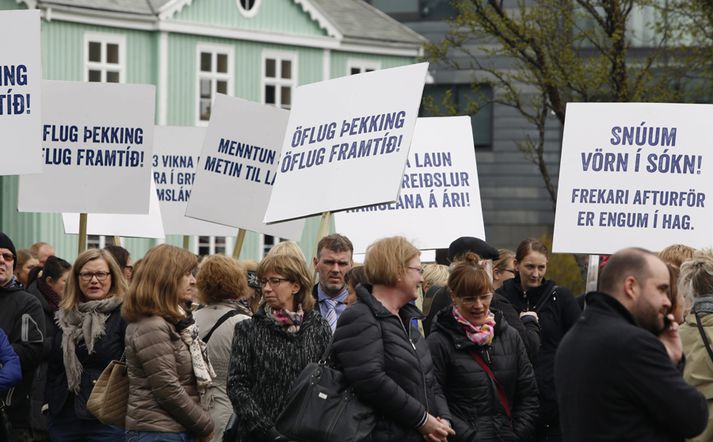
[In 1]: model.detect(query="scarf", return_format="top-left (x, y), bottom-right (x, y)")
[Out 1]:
top-left (56, 297), bottom-right (122, 394)
top-left (175, 310), bottom-right (216, 407)
top-left (452, 305), bottom-right (496, 346)
top-left (693, 296), bottom-right (713, 315)
top-left (38, 278), bottom-right (62, 312)
top-left (265, 304), bottom-right (304, 334)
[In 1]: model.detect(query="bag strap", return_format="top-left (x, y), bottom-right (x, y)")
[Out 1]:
top-left (468, 350), bottom-right (512, 419)
top-left (533, 285), bottom-right (558, 313)
top-left (694, 309), bottom-right (713, 364)
top-left (203, 309), bottom-right (243, 343)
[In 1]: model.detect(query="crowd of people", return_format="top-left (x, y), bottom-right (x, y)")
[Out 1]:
top-left (0, 229), bottom-right (711, 442)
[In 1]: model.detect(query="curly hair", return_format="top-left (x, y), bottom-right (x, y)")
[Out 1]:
top-left (196, 255), bottom-right (248, 304)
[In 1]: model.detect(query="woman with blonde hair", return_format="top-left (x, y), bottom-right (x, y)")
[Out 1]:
top-left (123, 244), bottom-right (214, 442)
top-left (46, 248), bottom-right (128, 441)
top-left (227, 253), bottom-right (330, 442)
top-left (680, 248), bottom-right (713, 442)
top-left (331, 236), bottom-right (454, 442)
top-left (194, 255), bottom-right (251, 442)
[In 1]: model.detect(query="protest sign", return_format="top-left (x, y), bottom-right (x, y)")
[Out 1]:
top-left (18, 80), bottom-right (155, 214)
top-left (263, 62), bottom-right (429, 223)
top-left (62, 181), bottom-right (165, 239)
top-left (185, 94), bottom-right (304, 240)
top-left (153, 126), bottom-right (236, 236)
top-left (0, 9), bottom-right (42, 175)
top-left (335, 117), bottom-right (484, 253)
top-left (553, 103), bottom-right (713, 254)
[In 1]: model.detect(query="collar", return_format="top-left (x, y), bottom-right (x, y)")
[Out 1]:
top-left (585, 291), bottom-right (638, 326)
top-left (317, 283), bottom-right (349, 304)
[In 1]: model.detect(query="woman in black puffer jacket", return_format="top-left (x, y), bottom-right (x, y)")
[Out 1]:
top-left (428, 252), bottom-right (538, 441)
top-left (331, 236), bottom-right (453, 442)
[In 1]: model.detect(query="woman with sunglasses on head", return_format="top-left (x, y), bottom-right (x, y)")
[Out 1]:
top-left (428, 252), bottom-right (538, 441)
top-left (227, 253), bottom-right (331, 442)
top-left (331, 236), bottom-right (454, 442)
top-left (46, 249), bottom-right (128, 441)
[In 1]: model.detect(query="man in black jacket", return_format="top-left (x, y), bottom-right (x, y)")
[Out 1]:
top-left (555, 247), bottom-right (707, 441)
top-left (0, 232), bottom-right (46, 441)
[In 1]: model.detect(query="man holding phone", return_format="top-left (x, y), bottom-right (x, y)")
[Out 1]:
top-left (555, 247), bottom-right (707, 441)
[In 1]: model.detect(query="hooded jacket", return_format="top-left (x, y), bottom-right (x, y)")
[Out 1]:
top-left (428, 307), bottom-right (539, 441)
top-left (0, 279), bottom-right (45, 429)
top-left (331, 284), bottom-right (451, 442)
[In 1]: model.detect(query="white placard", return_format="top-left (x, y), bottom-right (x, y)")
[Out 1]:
top-left (553, 103), bottom-right (713, 254)
top-left (62, 181), bottom-right (165, 239)
top-left (153, 126), bottom-right (236, 236)
top-left (0, 9), bottom-right (42, 175)
top-left (185, 94), bottom-right (304, 239)
top-left (335, 117), bottom-right (485, 253)
top-left (264, 62), bottom-right (429, 223)
top-left (19, 80), bottom-right (156, 214)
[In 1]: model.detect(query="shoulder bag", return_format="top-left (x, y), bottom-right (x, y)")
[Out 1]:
top-left (275, 341), bottom-right (377, 441)
top-left (86, 352), bottom-right (129, 427)
top-left (469, 350), bottom-right (512, 419)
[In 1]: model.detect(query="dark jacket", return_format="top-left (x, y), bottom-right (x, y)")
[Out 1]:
top-left (425, 285), bottom-right (541, 363)
top-left (46, 306), bottom-right (126, 420)
top-left (26, 280), bottom-right (59, 434)
top-left (0, 328), bottom-right (22, 391)
top-left (428, 307), bottom-right (539, 442)
top-left (227, 307), bottom-right (331, 442)
top-left (0, 280), bottom-right (45, 429)
top-left (555, 292), bottom-right (708, 441)
top-left (331, 284), bottom-right (451, 442)
top-left (496, 277), bottom-right (580, 426)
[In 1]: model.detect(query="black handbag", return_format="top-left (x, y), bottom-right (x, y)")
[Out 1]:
top-left (222, 413), bottom-right (239, 442)
top-left (275, 345), bottom-right (375, 442)
top-left (0, 400), bottom-right (12, 442)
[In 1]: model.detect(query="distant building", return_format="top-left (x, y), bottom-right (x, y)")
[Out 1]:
top-left (0, 0), bottom-right (424, 260)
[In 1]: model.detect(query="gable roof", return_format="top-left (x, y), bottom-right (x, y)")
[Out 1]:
top-left (24, 0), bottom-right (424, 45)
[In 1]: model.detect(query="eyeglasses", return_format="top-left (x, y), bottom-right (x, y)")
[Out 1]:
top-left (0, 252), bottom-right (15, 262)
top-left (407, 266), bottom-right (424, 275)
top-left (260, 277), bottom-right (289, 287)
top-left (78, 271), bottom-right (111, 282)
top-left (459, 293), bottom-right (493, 306)
top-left (503, 268), bottom-right (517, 275)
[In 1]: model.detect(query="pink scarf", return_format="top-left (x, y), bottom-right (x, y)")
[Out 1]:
top-left (267, 304), bottom-right (304, 334)
top-left (452, 306), bottom-right (495, 346)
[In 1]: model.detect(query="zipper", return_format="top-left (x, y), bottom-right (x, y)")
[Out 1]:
top-left (327, 391), bottom-right (351, 435)
top-left (392, 314), bottom-right (430, 413)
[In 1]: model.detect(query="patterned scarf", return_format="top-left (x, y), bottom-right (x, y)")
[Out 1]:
top-left (175, 310), bottom-right (216, 407)
top-left (265, 304), bottom-right (304, 334)
top-left (56, 297), bottom-right (122, 394)
top-left (452, 305), bottom-right (496, 346)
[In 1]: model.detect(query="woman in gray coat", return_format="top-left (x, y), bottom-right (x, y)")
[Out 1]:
top-left (194, 255), bottom-right (251, 442)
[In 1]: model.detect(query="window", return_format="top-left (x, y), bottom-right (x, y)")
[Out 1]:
top-left (368, 0), bottom-right (456, 20)
top-left (197, 45), bottom-right (233, 124)
top-left (261, 235), bottom-right (288, 257)
top-left (347, 59), bottom-right (380, 76)
top-left (262, 52), bottom-right (296, 109)
top-left (421, 84), bottom-right (494, 148)
top-left (237, 0), bottom-right (262, 17)
top-left (84, 33), bottom-right (125, 83)
top-left (198, 236), bottom-right (227, 256)
top-left (86, 235), bottom-right (106, 249)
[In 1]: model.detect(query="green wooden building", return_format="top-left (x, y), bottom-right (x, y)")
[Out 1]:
top-left (0, 0), bottom-right (425, 262)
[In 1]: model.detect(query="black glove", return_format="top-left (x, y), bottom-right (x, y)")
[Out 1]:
top-left (262, 427), bottom-right (295, 442)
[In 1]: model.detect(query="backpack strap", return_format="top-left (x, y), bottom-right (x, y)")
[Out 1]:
top-left (694, 309), bottom-right (713, 364)
top-left (203, 309), bottom-right (243, 343)
top-left (534, 285), bottom-right (558, 312)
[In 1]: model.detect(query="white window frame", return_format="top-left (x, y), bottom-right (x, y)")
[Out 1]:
top-left (84, 32), bottom-right (126, 83)
top-left (236, 0), bottom-right (263, 18)
top-left (195, 235), bottom-right (234, 256)
top-left (87, 234), bottom-right (108, 249)
top-left (346, 59), bottom-right (381, 76)
top-left (259, 235), bottom-right (285, 258)
top-left (261, 50), bottom-right (297, 109)
top-left (195, 43), bottom-right (234, 126)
